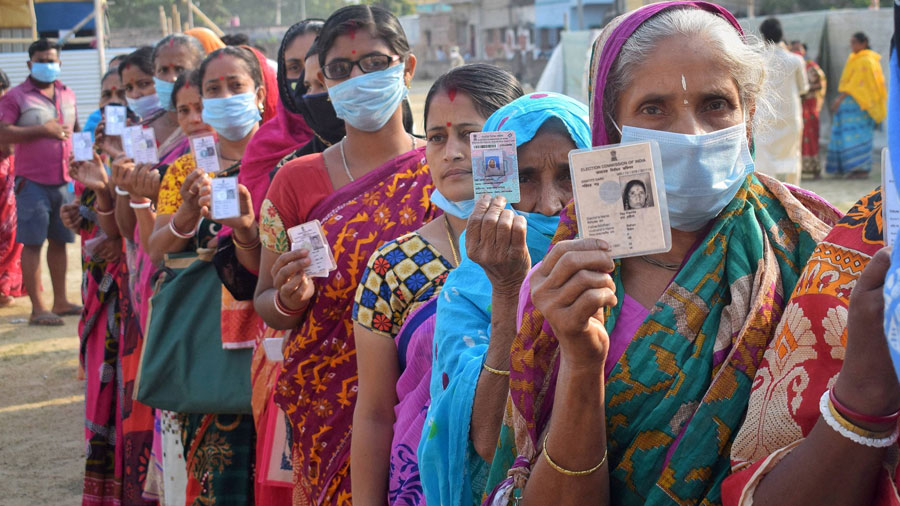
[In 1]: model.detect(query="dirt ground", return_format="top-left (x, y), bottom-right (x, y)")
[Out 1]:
top-left (0, 78), bottom-right (885, 504)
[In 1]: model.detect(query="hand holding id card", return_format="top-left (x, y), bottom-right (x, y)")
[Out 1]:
top-left (72, 132), bottom-right (94, 162)
top-left (104, 105), bottom-right (126, 136)
top-left (288, 220), bottom-right (336, 278)
top-left (210, 176), bottom-right (241, 220)
top-left (470, 131), bottom-right (520, 203)
top-left (190, 135), bottom-right (220, 174)
top-left (568, 141), bottom-right (671, 259)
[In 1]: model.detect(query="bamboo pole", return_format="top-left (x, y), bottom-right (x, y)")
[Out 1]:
top-left (159, 6), bottom-right (169, 36)
top-left (27, 0), bottom-right (37, 40)
top-left (94, 0), bottom-right (106, 76)
top-left (186, 0), bottom-right (195, 29)
top-left (189, 3), bottom-right (225, 37)
top-left (167, 16), bottom-right (173, 36)
top-left (172, 4), bottom-right (182, 34)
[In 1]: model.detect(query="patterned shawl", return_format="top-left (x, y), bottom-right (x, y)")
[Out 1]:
top-left (273, 148), bottom-right (438, 505)
top-left (484, 3), bottom-right (841, 505)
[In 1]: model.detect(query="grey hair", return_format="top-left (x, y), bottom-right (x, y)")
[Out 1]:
top-left (152, 34), bottom-right (205, 69)
top-left (603, 8), bottom-right (767, 140)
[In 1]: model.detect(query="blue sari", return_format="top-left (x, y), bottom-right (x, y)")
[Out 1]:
top-left (825, 96), bottom-right (876, 175)
top-left (417, 92), bottom-right (591, 506)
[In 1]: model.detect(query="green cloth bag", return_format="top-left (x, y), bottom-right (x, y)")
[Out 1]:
top-left (135, 251), bottom-right (252, 414)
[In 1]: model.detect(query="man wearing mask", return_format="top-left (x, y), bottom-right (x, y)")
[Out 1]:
top-left (0, 38), bottom-right (81, 326)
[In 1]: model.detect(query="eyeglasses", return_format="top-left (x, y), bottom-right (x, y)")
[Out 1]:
top-left (322, 54), bottom-right (401, 80)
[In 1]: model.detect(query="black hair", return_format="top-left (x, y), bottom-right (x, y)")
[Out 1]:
top-left (199, 46), bottom-right (263, 92)
top-left (101, 68), bottom-right (119, 85)
top-left (0, 69), bottom-right (9, 93)
top-left (622, 179), bottom-right (647, 210)
top-left (152, 34), bottom-right (205, 70)
top-left (172, 69), bottom-right (202, 110)
top-left (316, 5), bottom-right (414, 134)
top-left (277, 19), bottom-right (325, 106)
top-left (221, 33), bottom-right (250, 46)
top-left (117, 46), bottom-right (155, 79)
top-left (852, 32), bottom-right (870, 48)
top-left (759, 17), bottom-right (782, 44)
top-left (316, 5), bottom-right (410, 68)
top-left (424, 64), bottom-right (524, 127)
top-left (108, 54), bottom-right (128, 69)
top-left (28, 38), bottom-right (58, 59)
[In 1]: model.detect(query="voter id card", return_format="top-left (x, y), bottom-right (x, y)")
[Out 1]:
top-left (210, 176), bottom-right (240, 220)
top-left (104, 105), bottom-right (126, 136)
top-left (190, 135), bottom-right (220, 174)
top-left (882, 148), bottom-right (899, 248)
top-left (470, 131), bottom-right (520, 203)
top-left (72, 132), bottom-right (94, 162)
top-left (121, 125), bottom-right (142, 159)
top-left (133, 127), bottom-right (159, 165)
top-left (288, 220), bottom-right (336, 278)
top-left (568, 140), bottom-right (671, 259)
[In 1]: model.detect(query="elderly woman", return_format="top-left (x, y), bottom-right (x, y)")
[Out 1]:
top-left (481, 3), bottom-right (844, 505)
top-left (417, 92), bottom-right (592, 506)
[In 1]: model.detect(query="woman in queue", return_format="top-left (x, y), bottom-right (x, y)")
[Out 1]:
top-left (417, 92), bottom-right (592, 506)
top-left (350, 64), bottom-right (523, 505)
top-left (253, 5), bottom-right (436, 504)
top-left (148, 44), bottom-right (275, 504)
top-left (481, 3), bottom-right (843, 505)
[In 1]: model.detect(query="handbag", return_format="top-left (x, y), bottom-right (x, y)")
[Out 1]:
top-left (134, 249), bottom-right (252, 413)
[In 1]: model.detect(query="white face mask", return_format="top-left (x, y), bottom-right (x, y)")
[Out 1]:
top-left (620, 123), bottom-right (754, 231)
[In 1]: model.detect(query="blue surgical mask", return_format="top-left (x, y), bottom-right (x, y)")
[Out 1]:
top-left (327, 64), bottom-right (408, 132)
top-left (620, 123), bottom-right (754, 232)
top-left (126, 93), bottom-right (163, 120)
top-left (153, 77), bottom-right (176, 111)
top-left (202, 92), bottom-right (262, 141)
top-left (31, 62), bottom-right (61, 83)
top-left (515, 209), bottom-right (560, 262)
top-left (430, 188), bottom-right (475, 219)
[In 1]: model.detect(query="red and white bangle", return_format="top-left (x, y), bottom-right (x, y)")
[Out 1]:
top-left (168, 217), bottom-right (198, 239)
top-left (95, 206), bottom-right (115, 216)
top-left (830, 388), bottom-right (900, 426)
top-left (273, 291), bottom-right (305, 317)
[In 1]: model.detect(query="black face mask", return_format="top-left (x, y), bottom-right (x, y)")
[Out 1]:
top-left (299, 92), bottom-right (345, 147)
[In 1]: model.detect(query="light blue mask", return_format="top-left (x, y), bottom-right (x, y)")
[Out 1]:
top-left (620, 123), bottom-right (754, 232)
top-left (126, 93), bottom-right (162, 120)
top-left (430, 188), bottom-right (475, 219)
top-left (153, 77), bottom-right (176, 111)
top-left (327, 64), bottom-right (408, 132)
top-left (31, 62), bottom-right (61, 83)
top-left (516, 209), bottom-right (560, 261)
top-left (202, 92), bottom-right (261, 141)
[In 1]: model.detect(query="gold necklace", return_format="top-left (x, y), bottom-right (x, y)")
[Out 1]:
top-left (640, 255), bottom-right (680, 271)
top-left (443, 214), bottom-right (460, 267)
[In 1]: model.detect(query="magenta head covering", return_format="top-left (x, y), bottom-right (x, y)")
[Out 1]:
top-left (588, 1), bottom-right (743, 147)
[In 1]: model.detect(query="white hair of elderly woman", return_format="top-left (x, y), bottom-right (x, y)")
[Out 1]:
top-left (603, 7), bottom-right (770, 140)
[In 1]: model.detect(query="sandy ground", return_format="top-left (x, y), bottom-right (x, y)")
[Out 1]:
top-left (0, 79), bottom-right (885, 504)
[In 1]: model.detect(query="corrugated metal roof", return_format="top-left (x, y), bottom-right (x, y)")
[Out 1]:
top-left (0, 47), bottom-right (134, 125)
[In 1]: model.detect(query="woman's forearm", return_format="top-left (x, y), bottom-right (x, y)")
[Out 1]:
top-left (147, 212), bottom-right (194, 264)
top-left (113, 195), bottom-right (135, 240)
top-left (471, 287), bottom-right (523, 462)
top-left (94, 189), bottom-right (121, 239)
top-left (521, 356), bottom-right (609, 506)
top-left (351, 406), bottom-right (395, 506)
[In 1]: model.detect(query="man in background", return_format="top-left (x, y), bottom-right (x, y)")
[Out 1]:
top-left (0, 38), bottom-right (81, 326)
top-left (754, 17), bottom-right (809, 185)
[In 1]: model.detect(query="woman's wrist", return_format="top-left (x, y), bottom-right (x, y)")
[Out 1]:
top-left (832, 377), bottom-right (900, 431)
top-left (559, 346), bottom-right (607, 378)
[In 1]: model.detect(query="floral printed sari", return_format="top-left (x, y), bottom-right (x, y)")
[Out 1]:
top-left (263, 147), bottom-right (437, 504)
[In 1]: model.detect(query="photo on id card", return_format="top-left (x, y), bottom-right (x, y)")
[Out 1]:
top-left (470, 131), bottom-right (520, 203)
top-left (288, 220), bottom-right (335, 278)
top-left (568, 140), bottom-right (671, 259)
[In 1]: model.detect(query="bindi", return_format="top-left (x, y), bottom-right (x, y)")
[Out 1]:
top-left (447, 87), bottom-right (457, 102)
top-left (446, 122), bottom-right (452, 127)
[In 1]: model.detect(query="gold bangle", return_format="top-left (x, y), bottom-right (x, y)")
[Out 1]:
top-left (233, 233), bottom-right (260, 250)
top-left (827, 397), bottom-right (895, 439)
top-left (542, 433), bottom-right (607, 477)
top-left (482, 362), bottom-right (510, 376)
